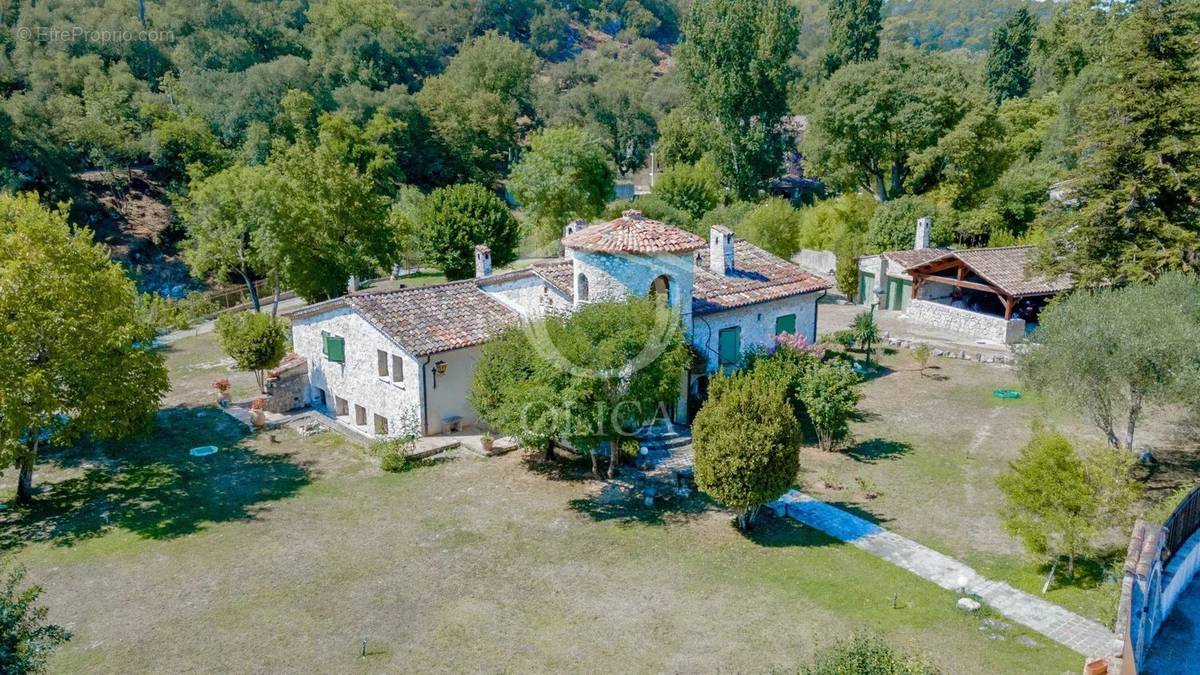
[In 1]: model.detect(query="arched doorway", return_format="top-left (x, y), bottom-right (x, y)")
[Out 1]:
top-left (649, 275), bottom-right (670, 306)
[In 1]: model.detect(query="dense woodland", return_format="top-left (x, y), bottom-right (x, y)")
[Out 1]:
top-left (0, 0), bottom-right (1197, 305)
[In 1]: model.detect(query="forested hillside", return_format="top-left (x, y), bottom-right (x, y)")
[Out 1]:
top-left (1, 0), bottom-right (1195, 307)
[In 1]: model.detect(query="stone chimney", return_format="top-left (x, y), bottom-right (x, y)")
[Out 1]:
top-left (915, 217), bottom-right (932, 250)
top-left (561, 219), bottom-right (587, 259)
top-left (475, 244), bottom-right (492, 278)
top-left (710, 226), bottom-right (735, 276)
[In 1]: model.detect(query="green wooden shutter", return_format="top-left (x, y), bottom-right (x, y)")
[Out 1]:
top-left (857, 272), bottom-right (875, 304)
top-left (774, 314), bottom-right (797, 336)
top-left (324, 335), bottom-right (345, 363)
top-left (718, 327), bottom-right (741, 367)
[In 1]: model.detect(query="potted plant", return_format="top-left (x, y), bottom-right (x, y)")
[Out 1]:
top-left (212, 379), bottom-right (232, 407)
top-left (480, 433), bottom-right (495, 455)
top-left (249, 398), bottom-right (267, 427)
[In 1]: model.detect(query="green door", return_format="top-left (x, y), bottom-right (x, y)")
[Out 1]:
top-left (718, 326), bottom-right (741, 368)
top-left (886, 278), bottom-right (912, 311)
top-left (857, 272), bottom-right (875, 304)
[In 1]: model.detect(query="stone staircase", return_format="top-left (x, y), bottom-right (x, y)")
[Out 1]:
top-left (635, 423), bottom-right (694, 474)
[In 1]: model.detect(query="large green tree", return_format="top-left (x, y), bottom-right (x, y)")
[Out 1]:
top-left (693, 368), bottom-right (800, 530)
top-left (271, 117), bottom-right (398, 300)
top-left (181, 163), bottom-right (294, 312)
top-left (1019, 273), bottom-right (1200, 451)
top-left (985, 7), bottom-right (1038, 104)
top-left (471, 298), bottom-right (692, 478)
top-left (806, 52), bottom-right (971, 202)
top-left (509, 126), bottom-right (614, 244)
top-left (677, 0), bottom-right (800, 198)
top-left (0, 193), bottom-right (168, 505)
top-left (419, 184), bottom-right (521, 280)
top-left (825, 0), bottom-right (884, 74)
top-left (416, 33), bottom-right (537, 186)
top-left (1039, 0), bottom-right (1200, 286)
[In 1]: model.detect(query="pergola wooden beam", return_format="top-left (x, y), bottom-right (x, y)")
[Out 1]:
top-left (910, 272), bottom-right (1019, 320)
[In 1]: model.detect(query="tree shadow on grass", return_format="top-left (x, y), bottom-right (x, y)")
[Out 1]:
top-left (567, 482), bottom-right (713, 527)
top-left (844, 438), bottom-right (913, 464)
top-left (744, 512), bottom-right (843, 549)
top-left (1, 406), bottom-right (312, 552)
top-left (520, 452), bottom-right (598, 484)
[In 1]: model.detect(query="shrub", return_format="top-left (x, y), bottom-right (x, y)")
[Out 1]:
top-left (1, 560), bottom-right (72, 674)
top-left (654, 157), bottom-right (722, 221)
top-left (851, 311), bottom-right (879, 351)
top-left (799, 362), bottom-right (863, 452)
top-left (379, 450), bottom-right (409, 473)
top-left (734, 197), bottom-right (802, 259)
top-left (803, 633), bottom-right (939, 675)
top-left (996, 427), bottom-right (1142, 577)
top-left (913, 343), bottom-right (932, 371)
top-left (213, 312), bottom-right (288, 392)
top-left (693, 369), bottom-right (801, 530)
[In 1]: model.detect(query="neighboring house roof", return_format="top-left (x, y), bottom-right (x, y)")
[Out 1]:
top-left (562, 210), bottom-right (706, 254)
top-left (693, 240), bottom-right (830, 314)
top-left (904, 245), bottom-right (1074, 298)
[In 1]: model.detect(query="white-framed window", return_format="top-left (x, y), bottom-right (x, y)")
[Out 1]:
top-left (577, 273), bottom-right (590, 301)
top-left (377, 349), bottom-right (389, 377)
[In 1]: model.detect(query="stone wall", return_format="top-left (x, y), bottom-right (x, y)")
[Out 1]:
top-left (292, 306), bottom-right (423, 435)
top-left (479, 273), bottom-right (570, 320)
top-left (792, 249), bottom-right (837, 277)
top-left (905, 299), bottom-right (1026, 344)
top-left (263, 353), bottom-right (308, 413)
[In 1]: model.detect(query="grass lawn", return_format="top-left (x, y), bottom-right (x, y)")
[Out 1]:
top-left (801, 348), bottom-right (1200, 627)
top-left (0, 335), bottom-right (1086, 673)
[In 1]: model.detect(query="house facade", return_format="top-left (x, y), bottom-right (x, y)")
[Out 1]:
top-left (287, 211), bottom-right (829, 437)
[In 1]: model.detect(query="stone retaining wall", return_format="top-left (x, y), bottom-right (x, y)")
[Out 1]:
top-left (792, 249), bottom-right (837, 277)
top-left (905, 299), bottom-right (1026, 344)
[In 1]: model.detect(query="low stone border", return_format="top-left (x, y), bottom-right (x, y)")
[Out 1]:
top-left (882, 333), bottom-right (1018, 366)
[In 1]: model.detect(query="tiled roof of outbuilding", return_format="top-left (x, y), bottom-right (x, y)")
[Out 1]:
top-left (561, 210), bottom-right (706, 254)
top-left (881, 247), bottom-right (951, 268)
top-left (530, 260), bottom-right (574, 297)
top-left (904, 245), bottom-right (1074, 297)
top-left (693, 240), bottom-right (830, 314)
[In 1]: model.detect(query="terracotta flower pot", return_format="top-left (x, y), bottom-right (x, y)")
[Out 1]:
top-left (250, 408), bottom-right (267, 428)
top-left (481, 436), bottom-right (495, 454)
top-left (217, 391), bottom-right (232, 407)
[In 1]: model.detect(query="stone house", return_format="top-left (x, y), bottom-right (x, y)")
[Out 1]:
top-left (287, 211), bottom-right (830, 437)
top-left (856, 219), bottom-right (1074, 344)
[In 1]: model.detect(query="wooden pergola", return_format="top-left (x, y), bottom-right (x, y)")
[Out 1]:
top-left (909, 257), bottom-right (1021, 319)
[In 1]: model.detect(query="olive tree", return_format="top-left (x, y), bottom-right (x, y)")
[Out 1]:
top-left (693, 369), bottom-right (800, 530)
top-left (471, 298), bottom-right (691, 478)
top-left (1020, 273), bottom-right (1200, 451)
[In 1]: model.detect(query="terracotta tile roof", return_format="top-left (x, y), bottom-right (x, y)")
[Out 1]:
top-left (693, 240), bottom-right (830, 314)
top-left (904, 245), bottom-right (1074, 297)
top-left (531, 260), bottom-right (574, 298)
top-left (881, 247), bottom-right (951, 268)
top-left (561, 210), bottom-right (706, 254)
top-left (289, 280), bottom-right (515, 356)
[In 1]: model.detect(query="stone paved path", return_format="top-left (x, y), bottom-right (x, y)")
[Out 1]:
top-left (768, 491), bottom-right (1121, 659)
